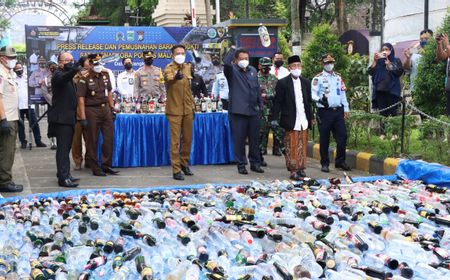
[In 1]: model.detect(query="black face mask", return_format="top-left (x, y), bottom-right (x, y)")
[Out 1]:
top-left (124, 63), bottom-right (133, 70)
top-left (63, 62), bottom-right (74, 71)
top-left (195, 57), bottom-right (202, 64)
top-left (144, 58), bottom-right (153, 66)
top-left (261, 67), bottom-right (270, 74)
top-left (50, 67), bottom-right (56, 73)
top-left (274, 60), bottom-right (284, 68)
top-left (212, 60), bottom-right (220, 66)
top-left (14, 70), bottom-right (23, 77)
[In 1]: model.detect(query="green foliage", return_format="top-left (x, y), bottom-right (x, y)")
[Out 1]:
top-left (346, 111), bottom-right (382, 150)
top-left (418, 117), bottom-right (450, 165)
top-left (301, 24), bottom-right (350, 81)
top-left (346, 54), bottom-right (370, 111)
top-left (277, 31), bottom-right (292, 61)
top-left (129, 0), bottom-right (159, 26)
top-left (12, 43), bottom-right (25, 52)
top-left (414, 9), bottom-right (450, 116)
top-left (383, 115), bottom-right (417, 155)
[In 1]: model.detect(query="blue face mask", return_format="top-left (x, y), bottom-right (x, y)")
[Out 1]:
top-left (420, 40), bottom-right (428, 48)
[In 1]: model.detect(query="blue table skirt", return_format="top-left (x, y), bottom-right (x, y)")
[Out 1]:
top-left (99, 112), bottom-right (235, 168)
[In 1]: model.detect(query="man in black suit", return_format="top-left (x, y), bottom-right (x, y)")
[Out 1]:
top-left (49, 52), bottom-right (81, 187)
top-left (272, 55), bottom-right (313, 180)
top-left (223, 47), bottom-right (264, 175)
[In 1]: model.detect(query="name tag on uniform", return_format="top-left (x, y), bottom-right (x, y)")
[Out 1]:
top-left (128, 78), bottom-right (134, 85)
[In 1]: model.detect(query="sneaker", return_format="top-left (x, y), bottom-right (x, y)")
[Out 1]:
top-left (36, 142), bottom-right (47, 148)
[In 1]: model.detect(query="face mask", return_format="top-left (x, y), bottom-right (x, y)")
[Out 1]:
top-left (174, 54), bottom-right (185, 65)
top-left (212, 60), bottom-right (220, 66)
top-left (420, 40), bottom-right (428, 48)
top-left (274, 60), bottom-right (284, 68)
top-left (144, 58), bottom-right (153, 66)
top-left (39, 63), bottom-right (46, 68)
top-left (6, 59), bottom-right (17, 69)
top-left (14, 70), bottom-right (23, 76)
top-left (324, 64), bottom-right (334, 72)
top-left (195, 57), bottom-right (202, 64)
top-left (261, 67), bottom-right (270, 74)
top-left (93, 65), bottom-right (103, 73)
top-left (290, 69), bottom-right (301, 77)
top-left (124, 63), bottom-right (133, 70)
top-left (238, 59), bottom-right (249, 69)
top-left (63, 62), bottom-right (74, 70)
top-left (49, 67), bottom-right (56, 73)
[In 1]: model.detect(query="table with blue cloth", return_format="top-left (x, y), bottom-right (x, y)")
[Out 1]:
top-left (99, 112), bottom-right (235, 168)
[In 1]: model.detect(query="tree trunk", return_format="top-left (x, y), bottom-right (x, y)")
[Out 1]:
top-left (335, 0), bottom-right (348, 34)
top-left (204, 0), bottom-right (212, 26)
top-left (291, 0), bottom-right (301, 55)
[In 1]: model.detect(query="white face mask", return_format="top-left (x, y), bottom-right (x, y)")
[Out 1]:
top-left (93, 65), bottom-right (103, 73)
top-left (174, 54), bottom-right (185, 65)
top-left (238, 59), bottom-right (249, 69)
top-left (6, 59), bottom-right (17, 69)
top-left (324, 64), bottom-right (334, 72)
top-left (290, 69), bottom-right (301, 78)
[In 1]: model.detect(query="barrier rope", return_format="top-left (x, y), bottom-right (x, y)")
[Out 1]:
top-left (406, 103), bottom-right (450, 127)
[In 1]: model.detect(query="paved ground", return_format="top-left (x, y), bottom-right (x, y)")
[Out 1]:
top-left (4, 118), bottom-right (369, 198)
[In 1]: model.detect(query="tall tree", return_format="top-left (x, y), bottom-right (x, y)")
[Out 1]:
top-left (291, 0), bottom-right (301, 55)
top-left (335, 0), bottom-right (348, 34)
top-left (205, 0), bottom-right (213, 26)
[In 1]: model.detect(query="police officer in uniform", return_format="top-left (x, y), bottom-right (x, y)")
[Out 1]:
top-left (257, 57), bottom-right (278, 166)
top-left (311, 53), bottom-right (351, 173)
top-left (134, 51), bottom-right (165, 100)
top-left (77, 55), bottom-right (119, 176)
top-left (0, 46), bottom-right (23, 192)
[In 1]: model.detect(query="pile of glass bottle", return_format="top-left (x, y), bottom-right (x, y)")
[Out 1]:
top-left (0, 178), bottom-right (449, 279)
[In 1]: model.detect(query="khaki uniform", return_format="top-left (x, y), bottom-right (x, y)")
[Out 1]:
top-left (164, 62), bottom-right (194, 173)
top-left (134, 66), bottom-right (165, 100)
top-left (0, 65), bottom-right (19, 185)
top-left (77, 70), bottom-right (114, 172)
top-left (72, 70), bottom-right (89, 167)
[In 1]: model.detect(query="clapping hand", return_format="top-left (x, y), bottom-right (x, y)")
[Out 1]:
top-left (175, 71), bottom-right (184, 80)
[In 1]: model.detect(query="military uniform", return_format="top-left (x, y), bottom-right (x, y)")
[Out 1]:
top-left (164, 61), bottom-right (194, 177)
top-left (134, 66), bottom-right (165, 100)
top-left (77, 68), bottom-right (115, 174)
top-left (311, 54), bottom-right (350, 171)
top-left (72, 69), bottom-right (90, 169)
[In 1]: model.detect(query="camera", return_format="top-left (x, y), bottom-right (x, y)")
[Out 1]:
top-left (377, 52), bottom-right (386, 58)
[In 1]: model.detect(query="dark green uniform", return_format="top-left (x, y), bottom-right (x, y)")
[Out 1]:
top-left (258, 72), bottom-right (285, 155)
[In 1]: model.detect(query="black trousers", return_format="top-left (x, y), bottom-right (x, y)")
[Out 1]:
top-left (375, 91), bottom-right (399, 117)
top-left (446, 90), bottom-right (450, 116)
top-left (53, 123), bottom-right (74, 181)
top-left (221, 99), bottom-right (229, 111)
top-left (229, 113), bottom-right (261, 168)
top-left (18, 108), bottom-right (42, 144)
top-left (318, 107), bottom-right (347, 167)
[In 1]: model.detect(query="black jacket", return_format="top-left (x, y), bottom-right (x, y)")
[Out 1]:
top-left (191, 74), bottom-right (208, 98)
top-left (272, 75), bottom-right (313, 131)
top-left (223, 48), bottom-right (263, 116)
top-left (48, 65), bottom-right (79, 125)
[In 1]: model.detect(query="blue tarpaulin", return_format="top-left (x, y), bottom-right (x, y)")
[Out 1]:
top-left (395, 160), bottom-right (450, 187)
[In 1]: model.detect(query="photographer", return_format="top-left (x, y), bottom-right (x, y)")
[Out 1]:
top-left (436, 33), bottom-right (450, 115)
top-left (368, 43), bottom-right (404, 138)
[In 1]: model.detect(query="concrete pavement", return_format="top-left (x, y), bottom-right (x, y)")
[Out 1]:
top-left (4, 119), bottom-right (369, 198)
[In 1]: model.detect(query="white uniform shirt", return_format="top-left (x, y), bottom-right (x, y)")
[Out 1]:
top-left (29, 53), bottom-right (38, 72)
top-left (117, 70), bottom-right (135, 98)
top-left (211, 71), bottom-right (229, 100)
top-left (0, 66), bottom-right (19, 121)
top-left (270, 65), bottom-right (290, 79)
top-left (105, 68), bottom-right (116, 92)
top-left (410, 53), bottom-right (422, 91)
top-left (292, 77), bottom-right (308, 131)
top-left (14, 74), bottom-right (28, 110)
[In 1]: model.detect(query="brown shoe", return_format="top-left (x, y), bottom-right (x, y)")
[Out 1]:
top-left (74, 163), bottom-right (82, 171)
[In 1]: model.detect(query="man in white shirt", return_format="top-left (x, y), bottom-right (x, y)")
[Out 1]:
top-left (28, 49), bottom-right (39, 72)
top-left (404, 29), bottom-right (433, 92)
top-left (13, 63), bottom-right (46, 149)
top-left (270, 51), bottom-right (290, 80)
top-left (117, 58), bottom-right (135, 98)
top-left (29, 56), bottom-right (49, 103)
top-left (272, 55), bottom-right (313, 180)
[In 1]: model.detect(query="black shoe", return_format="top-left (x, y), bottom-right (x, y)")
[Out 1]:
top-left (238, 166), bottom-right (248, 175)
top-left (173, 172), bottom-right (185, 180)
top-left (102, 166), bottom-right (120, 175)
top-left (262, 150), bottom-right (267, 155)
top-left (297, 170), bottom-right (307, 178)
top-left (181, 165), bottom-right (194, 176)
top-left (250, 166), bottom-right (264, 173)
top-left (261, 160), bottom-right (267, 167)
top-left (321, 165), bottom-right (330, 173)
top-left (50, 144), bottom-right (57, 150)
top-left (58, 179), bottom-right (78, 188)
top-left (273, 150), bottom-right (282, 156)
top-left (335, 163), bottom-right (352, 171)
top-left (92, 169), bottom-right (107, 176)
top-left (36, 142), bottom-right (47, 148)
top-left (69, 176), bottom-right (80, 182)
top-left (85, 163), bottom-right (91, 169)
top-left (20, 142), bottom-right (27, 149)
top-left (0, 182), bottom-right (23, 192)
top-left (289, 173), bottom-right (301, 181)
